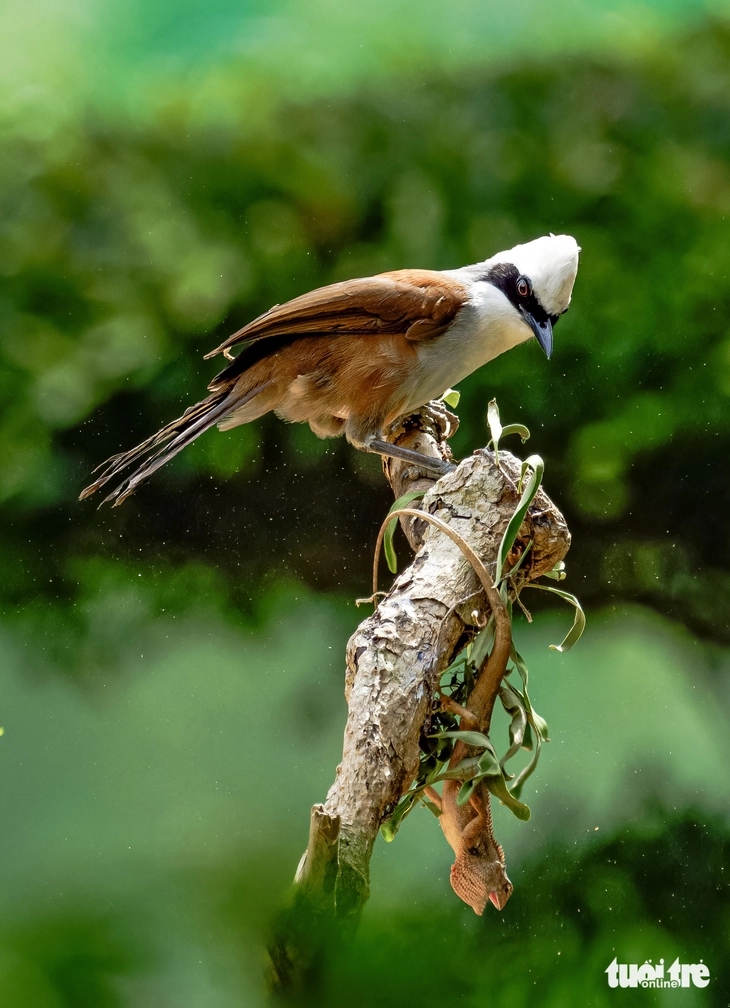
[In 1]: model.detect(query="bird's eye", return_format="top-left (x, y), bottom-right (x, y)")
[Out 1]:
top-left (516, 277), bottom-right (531, 298)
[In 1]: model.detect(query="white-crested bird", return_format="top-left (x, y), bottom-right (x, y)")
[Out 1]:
top-left (80, 233), bottom-right (580, 505)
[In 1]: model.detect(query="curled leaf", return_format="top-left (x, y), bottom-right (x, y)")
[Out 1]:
top-left (500, 423), bottom-right (530, 443)
top-left (477, 748), bottom-right (502, 776)
top-left (531, 710), bottom-right (550, 742)
top-left (430, 729), bottom-right (493, 749)
top-left (469, 619), bottom-right (495, 670)
top-left (543, 560), bottom-right (566, 581)
top-left (522, 722), bottom-right (534, 752)
top-left (441, 389), bottom-right (461, 408)
top-left (485, 774), bottom-right (532, 821)
top-left (456, 777), bottom-right (480, 805)
top-left (496, 455), bottom-right (544, 582)
top-left (526, 583), bottom-right (586, 652)
top-left (381, 791), bottom-right (419, 841)
top-left (509, 642), bottom-right (529, 687)
top-left (508, 734), bottom-right (542, 800)
top-left (498, 681), bottom-right (528, 767)
top-left (503, 645), bottom-right (550, 792)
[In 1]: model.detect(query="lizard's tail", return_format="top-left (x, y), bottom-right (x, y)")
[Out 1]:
top-left (79, 381), bottom-right (271, 507)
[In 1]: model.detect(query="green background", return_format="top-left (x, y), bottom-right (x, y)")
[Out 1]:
top-left (1, 0), bottom-right (729, 1004)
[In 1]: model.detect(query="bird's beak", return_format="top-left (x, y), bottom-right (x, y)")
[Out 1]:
top-left (521, 309), bottom-right (553, 359)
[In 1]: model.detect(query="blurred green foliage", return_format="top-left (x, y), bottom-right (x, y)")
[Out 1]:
top-left (3, 19), bottom-right (730, 651)
top-left (332, 813), bottom-right (730, 1008)
top-left (1, 599), bottom-right (728, 1006)
top-left (0, 0), bottom-right (718, 121)
top-left (4, 813), bottom-right (727, 1006)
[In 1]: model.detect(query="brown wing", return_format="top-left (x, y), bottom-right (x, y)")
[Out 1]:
top-left (203, 269), bottom-right (469, 362)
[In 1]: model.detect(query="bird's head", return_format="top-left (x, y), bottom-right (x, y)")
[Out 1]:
top-left (482, 233), bottom-right (580, 358)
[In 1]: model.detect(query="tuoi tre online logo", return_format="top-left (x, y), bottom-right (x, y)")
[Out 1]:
top-left (606, 958), bottom-right (710, 989)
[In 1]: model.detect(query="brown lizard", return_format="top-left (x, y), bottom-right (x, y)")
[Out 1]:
top-left (425, 778), bottom-right (512, 913)
top-left (425, 573), bottom-right (515, 914)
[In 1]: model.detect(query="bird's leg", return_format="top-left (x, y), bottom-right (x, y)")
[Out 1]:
top-left (367, 439), bottom-right (456, 476)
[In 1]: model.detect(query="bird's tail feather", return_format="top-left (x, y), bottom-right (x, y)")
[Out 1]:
top-left (79, 381), bottom-right (272, 507)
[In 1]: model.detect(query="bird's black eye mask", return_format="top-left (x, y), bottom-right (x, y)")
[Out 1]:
top-left (482, 262), bottom-right (562, 327)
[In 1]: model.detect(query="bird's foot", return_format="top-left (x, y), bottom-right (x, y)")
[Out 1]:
top-left (421, 399), bottom-right (460, 440)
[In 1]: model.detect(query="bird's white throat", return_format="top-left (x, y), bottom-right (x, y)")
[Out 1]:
top-left (409, 282), bottom-right (529, 410)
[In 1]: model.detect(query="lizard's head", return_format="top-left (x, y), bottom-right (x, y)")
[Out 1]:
top-left (451, 849), bottom-right (513, 915)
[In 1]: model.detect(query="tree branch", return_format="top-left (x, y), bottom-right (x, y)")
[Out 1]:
top-left (268, 403), bottom-right (571, 993)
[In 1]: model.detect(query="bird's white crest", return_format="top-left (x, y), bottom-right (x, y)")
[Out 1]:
top-left (490, 234), bottom-right (580, 316)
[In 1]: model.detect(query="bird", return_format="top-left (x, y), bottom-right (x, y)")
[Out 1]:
top-left (80, 233), bottom-right (579, 505)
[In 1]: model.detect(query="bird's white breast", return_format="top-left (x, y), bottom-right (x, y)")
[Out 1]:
top-left (400, 281), bottom-right (531, 413)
